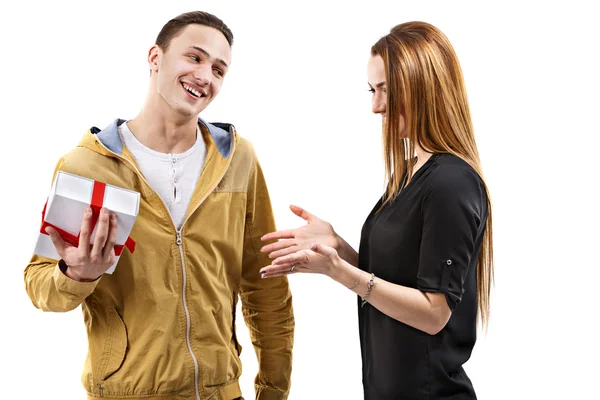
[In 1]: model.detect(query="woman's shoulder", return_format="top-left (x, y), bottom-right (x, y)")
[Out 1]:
top-left (426, 153), bottom-right (485, 195)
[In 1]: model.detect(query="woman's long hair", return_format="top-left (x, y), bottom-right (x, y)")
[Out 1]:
top-left (372, 22), bottom-right (494, 329)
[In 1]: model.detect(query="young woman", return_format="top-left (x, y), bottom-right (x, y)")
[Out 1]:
top-left (260, 21), bottom-right (493, 399)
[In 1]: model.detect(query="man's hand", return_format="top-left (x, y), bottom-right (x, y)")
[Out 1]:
top-left (45, 207), bottom-right (118, 282)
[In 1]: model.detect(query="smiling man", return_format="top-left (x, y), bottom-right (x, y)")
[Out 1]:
top-left (24, 11), bottom-right (294, 400)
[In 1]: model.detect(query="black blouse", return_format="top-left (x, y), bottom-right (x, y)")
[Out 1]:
top-left (358, 153), bottom-right (488, 400)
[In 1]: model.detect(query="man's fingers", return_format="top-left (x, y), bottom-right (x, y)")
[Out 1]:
top-left (90, 208), bottom-right (110, 261)
top-left (78, 207), bottom-right (93, 257)
top-left (45, 226), bottom-right (66, 256)
top-left (102, 213), bottom-right (118, 260)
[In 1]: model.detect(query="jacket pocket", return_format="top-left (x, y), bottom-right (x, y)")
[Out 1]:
top-left (231, 292), bottom-right (242, 356)
top-left (96, 307), bottom-right (128, 381)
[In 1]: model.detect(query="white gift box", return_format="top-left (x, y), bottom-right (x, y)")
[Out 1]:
top-left (34, 171), bottom-right (140, 274)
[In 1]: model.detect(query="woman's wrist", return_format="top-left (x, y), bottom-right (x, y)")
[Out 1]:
top-left (331, 232), bottom-right (343, 253)
top-left (329, 258), bottom-right (361, 289)
top-left (332, 234), bottom-right (355, 265)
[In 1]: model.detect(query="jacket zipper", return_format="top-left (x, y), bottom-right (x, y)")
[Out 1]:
top-left (175, 143), bottom-right (235, 400)
top-left (94, 132), bottom-right (235, 400)
top-left (97, 383), bottom-right (103, 397)
top-left (177, 229), bottom-right (201, 400)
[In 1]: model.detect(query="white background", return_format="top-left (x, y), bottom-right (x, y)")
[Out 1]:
top-left (1, 1), bottom-right (598, 399)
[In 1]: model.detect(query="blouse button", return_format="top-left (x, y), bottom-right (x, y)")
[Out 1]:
top-left (446, 259), bottom-right (453, 266)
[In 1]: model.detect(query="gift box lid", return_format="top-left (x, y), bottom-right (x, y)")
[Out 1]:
top-left (44, 172), bottom-right (140, 238)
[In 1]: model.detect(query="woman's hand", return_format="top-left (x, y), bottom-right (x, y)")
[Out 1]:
top-left (259, 243), bottom-right (342, 279)
top-left (260, 205), bottom-right (339, 259)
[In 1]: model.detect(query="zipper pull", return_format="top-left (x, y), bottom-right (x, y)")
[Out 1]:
top-left (97, 383), bottom-right (103, 397)
top-left (176, 230), bottom-right (182, 246)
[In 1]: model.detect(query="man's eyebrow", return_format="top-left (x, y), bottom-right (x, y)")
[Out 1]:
top-left (188, 46), bottom-right (229, 69)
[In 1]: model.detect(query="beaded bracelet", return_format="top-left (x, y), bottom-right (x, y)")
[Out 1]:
top-left (361, 273), bottom-right (377, 307)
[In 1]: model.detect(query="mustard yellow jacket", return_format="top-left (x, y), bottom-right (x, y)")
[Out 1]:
top-left (24, 119), bottom-right (294, 400)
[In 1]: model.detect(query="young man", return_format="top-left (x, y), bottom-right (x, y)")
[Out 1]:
top-left (24, 11), bottom-right (294, 400)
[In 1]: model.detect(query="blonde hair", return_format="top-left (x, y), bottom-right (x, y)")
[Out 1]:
top-left (372, 21), bottom-right (494, 328)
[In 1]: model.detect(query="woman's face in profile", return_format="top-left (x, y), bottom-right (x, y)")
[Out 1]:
top-left (368, 54), bottom-right (406, 137)
top-left (368, 55), bottom-right (387, 119)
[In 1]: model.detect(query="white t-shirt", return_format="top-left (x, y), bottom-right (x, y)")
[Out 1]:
top-left (118, 122), bottom-right (207, 229)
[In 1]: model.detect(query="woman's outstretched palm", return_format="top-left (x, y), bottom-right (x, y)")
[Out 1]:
top-left (261, 205), bottom-right (338, 259)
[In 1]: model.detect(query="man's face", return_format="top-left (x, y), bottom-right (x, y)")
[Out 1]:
top-left (149, 24), bottom-right (232, 118)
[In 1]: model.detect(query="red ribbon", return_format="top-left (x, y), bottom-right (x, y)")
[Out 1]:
top-left (40, 181), bottom-right (136, 256)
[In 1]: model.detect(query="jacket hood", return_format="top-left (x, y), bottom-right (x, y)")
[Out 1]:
top-left (77, 118), bottom-right (235, 158)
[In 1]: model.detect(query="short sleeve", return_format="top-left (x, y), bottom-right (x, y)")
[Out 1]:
top-left (417, 164), bottom-right (486, 311)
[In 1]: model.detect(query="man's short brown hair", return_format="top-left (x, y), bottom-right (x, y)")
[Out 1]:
top-left (155, 11), bottom-right (233, 51)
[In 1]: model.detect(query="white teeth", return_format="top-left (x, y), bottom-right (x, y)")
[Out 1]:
top-left (183, 84), bottom-right (202, 97)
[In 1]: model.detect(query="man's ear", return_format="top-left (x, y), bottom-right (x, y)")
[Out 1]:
top-left (148, 45), bottom-right (161, 74)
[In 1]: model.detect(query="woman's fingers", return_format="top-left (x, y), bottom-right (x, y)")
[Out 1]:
top-left (271, 251), bottom-right (307, 266)
top-left (260, 263), bottom-right (297, 278)
top-left (310, 243), bottom-right (336, 256)
top-left (261, 229), bottom-right (295, 242)
top-left (267, 246), bottom-right (299, 259)
top-left (260, 239), bottom-right (295, 254)
top-left (289, 204), bottom-right (315, 222)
